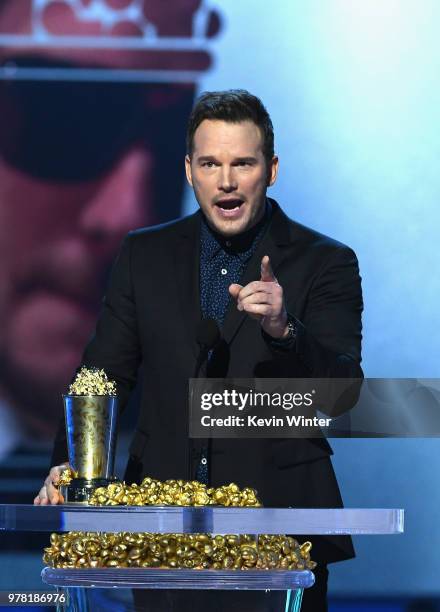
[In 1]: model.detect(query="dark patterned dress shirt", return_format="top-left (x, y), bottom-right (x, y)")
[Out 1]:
top-left (196, 203), bottom-right (271, 483)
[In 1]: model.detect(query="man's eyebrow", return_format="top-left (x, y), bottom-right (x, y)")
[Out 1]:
top-left (197, 155), bottom-right (218, 163)
top-left (232, 156), bottom-right (258, 163)
top-left (196, 155), bottom-right (259, 163)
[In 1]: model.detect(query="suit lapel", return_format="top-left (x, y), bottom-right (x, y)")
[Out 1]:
top-left (173, 212), bottom-right (202, 359)
top-left (222, 200), bottom-right (292, 345)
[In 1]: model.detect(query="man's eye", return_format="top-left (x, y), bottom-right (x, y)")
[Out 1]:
top-left (237, 161), bottom-right (251, 167)
top-left (202, 161), bottom-right (215, 168)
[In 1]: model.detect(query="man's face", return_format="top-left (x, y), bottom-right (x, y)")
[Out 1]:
top-left (185, 119), bottom-right (278, 237)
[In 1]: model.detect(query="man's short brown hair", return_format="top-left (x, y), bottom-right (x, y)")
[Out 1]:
top-left (186, 89), bottom-right (274, 162)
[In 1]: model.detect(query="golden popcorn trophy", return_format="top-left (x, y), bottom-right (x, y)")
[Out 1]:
top-left (59, 367), bottom-right (120, 504)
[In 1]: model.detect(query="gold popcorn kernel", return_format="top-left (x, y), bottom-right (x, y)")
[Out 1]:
top-left (150, 557), bottom-right (161, 567)
top-left (282, 541), bottom-right (291, 555)
top-left (107, 483), bottom-right (122, 497)
top-left (204, 544), bottom-right (214, 556)
top-left (186, 550), bottom-right (198, 560)
top-left (122, 534), bottom-right (138, 545)
top-left (300, 541), bottom-right (312, 556)
top-left (76, 557), bottom-right (88, 567)
top-left (213, 490), bottom-right (226, 503)
top-left (71, 539), bottom-right (86, 555)
top-left (195, 534), bottom-right (209, 542)
top-left (214, 535), bottom-right (225, 544)
top-left (42, 552), bottom-right (52, 565)
top-left (194, 491), bottom-right (210, 505)
top-left (176, 545), bottom-right (190, 558)
top-left (127, 547), bottom-right (142, 560)
top-left (114, 543), bottom-right (127, 556)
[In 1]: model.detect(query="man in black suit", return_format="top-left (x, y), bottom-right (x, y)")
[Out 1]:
top-left (35, 89), bottom-right (363, 611)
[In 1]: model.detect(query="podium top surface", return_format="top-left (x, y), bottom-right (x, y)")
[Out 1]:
top-left (0, 505), bottom-right (404, 534)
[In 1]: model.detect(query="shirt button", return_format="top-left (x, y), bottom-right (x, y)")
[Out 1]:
top-left (221, 268), bottom-right (227, 275)
top-left (201, 458), bottom-right (208, 465)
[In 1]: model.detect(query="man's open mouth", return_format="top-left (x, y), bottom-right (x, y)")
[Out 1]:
top-left (215, 198), bottom-right (244, 211)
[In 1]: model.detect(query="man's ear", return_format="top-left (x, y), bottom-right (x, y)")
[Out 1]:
top-left (185, 154), bottom-right (193, 187)
top-left (267, 155), bottom-right (279, 187)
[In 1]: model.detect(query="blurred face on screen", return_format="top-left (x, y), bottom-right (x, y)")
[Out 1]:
top-left (0, 1), bottom-right (192, 436)
top-left (185, 119), bottom-right (278, 237)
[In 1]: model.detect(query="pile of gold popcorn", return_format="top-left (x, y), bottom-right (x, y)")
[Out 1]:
top-left (43, 531), bottom-right (315, 571)
top-left (45, 473), bottom-right (316, 571)
top-left (68, 366), bottom-right (117, 396)
top-left (90, 478), bottom-right (261, 507)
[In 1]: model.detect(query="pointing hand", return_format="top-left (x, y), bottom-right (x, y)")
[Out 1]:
top-left (229, 255), bottom-right (288, 339)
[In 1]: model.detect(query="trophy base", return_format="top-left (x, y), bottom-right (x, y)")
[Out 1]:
top-left (60, 477), bottom-right (119, 504)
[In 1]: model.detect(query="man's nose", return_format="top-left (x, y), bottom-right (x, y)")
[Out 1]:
top-left (218, 165), bottom-right (238, 192)
top-left (78, 146), bottom-right (154, 250)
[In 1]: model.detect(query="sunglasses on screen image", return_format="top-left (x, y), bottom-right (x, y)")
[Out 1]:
top-left (0, 56), bottom-right (190, 182)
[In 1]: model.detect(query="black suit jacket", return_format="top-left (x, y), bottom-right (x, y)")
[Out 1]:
top-left (52, 199), bottom-right (363, 564)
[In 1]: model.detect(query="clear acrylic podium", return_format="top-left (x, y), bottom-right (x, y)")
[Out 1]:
top-left (0, 505), bottom-right (404, 611)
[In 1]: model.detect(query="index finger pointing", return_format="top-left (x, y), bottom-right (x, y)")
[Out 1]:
top-left (260, 255), bottom-right (276, 282)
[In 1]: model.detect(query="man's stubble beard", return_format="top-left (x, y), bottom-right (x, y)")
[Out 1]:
top-left (195, 189), bottom-right (268, 237)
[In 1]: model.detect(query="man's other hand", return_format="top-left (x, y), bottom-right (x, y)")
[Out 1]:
top-left (34, 463), bottom-right (70, 505)
top-left (229, 255), bottom-right (288, 339)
